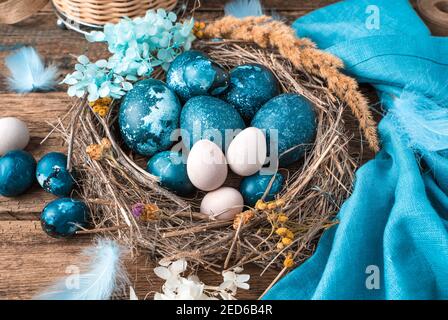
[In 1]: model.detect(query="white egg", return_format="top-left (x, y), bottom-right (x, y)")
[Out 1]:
top-left (0, 117), bottom-right (30, 156)
top-left (187, 139), bottom-right (228, 191)
top-left (200, 187), bottom-right (244, 220)
top-left (226, 127), bottom-right (266, 176)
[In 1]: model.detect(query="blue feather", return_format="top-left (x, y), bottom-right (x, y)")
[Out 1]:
top-left (224, 0), bottom-right (264, 18)
top-left (35, 239), bottom-right (129, 300)
top-left (270, 10), bottom-right (285, 21)
top-left (5, 47), bottom-right (58, 93)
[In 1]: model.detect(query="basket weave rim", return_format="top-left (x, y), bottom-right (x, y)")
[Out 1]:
top-left (52, 0), bottom-right (178, 26)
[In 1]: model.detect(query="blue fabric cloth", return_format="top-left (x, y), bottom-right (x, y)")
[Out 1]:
top-left (264, 0), bottom-right (448, 300)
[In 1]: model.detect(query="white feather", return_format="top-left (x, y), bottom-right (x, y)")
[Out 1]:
top-left (224, 0), bottom-right (263, 18)
top-left (129, 286), bottom-right (138, 300)
top-left (5, 47), bottom-right (58, 93)
top-left (35, 239), bottom-right (129, 300)
top-left (389, 91), bottom-right (448, 152)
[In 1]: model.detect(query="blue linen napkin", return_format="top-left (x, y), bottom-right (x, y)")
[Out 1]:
top-left (264, 0), bottom-right (448, 299)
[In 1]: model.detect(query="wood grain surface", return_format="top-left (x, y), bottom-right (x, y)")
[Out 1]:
top-left (0, 0), bottom-right (399, 300)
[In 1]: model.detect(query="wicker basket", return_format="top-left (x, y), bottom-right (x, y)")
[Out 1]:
top-left (52, 0), bottom-right (178, 27)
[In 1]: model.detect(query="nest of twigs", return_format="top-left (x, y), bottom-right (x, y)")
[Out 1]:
top-left (58, 16), bottom-right (378, 283)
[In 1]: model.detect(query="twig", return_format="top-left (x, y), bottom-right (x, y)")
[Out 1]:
top-left (76, 224), bottom-right (129, 235)
top-left (40, 101), bottom-right (77, 145)
top-left (258, 267), bottom-right (287, 300)
top-left (224, 218), bottom-right (243, 269)
top-left (67, 101), bottom-right (83, 171)
top-left (162, 220), bottom-right (232, 238)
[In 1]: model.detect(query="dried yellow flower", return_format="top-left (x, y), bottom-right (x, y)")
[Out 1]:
top-left (86, 138), bottom-right (112, 161)
top-left (275, 227), bottom-right (288, 237)
top-left (283, 253), bottom-right (294, 268)
top-left (276, 242), bottom-right (284, 250)
top-left (193, 21), bottom-right (206, 38)
top-left (86, 144), bottom-right (104, 161)
top-left (255, 200), bottom-right (267, 210)
top-left (233, 210), bottom-right (255, 229)
top-left (101, 97), bottom-right (112, 105)
top-left (275, 227), bottom-right (294, 239)
top-left (89, 97), bottom-right (112, 118)
top-left (281, 237), bottom-right (293, 246)
top-left (267, 201), bottom-right (277, 210)
top-left (277, 213), bottom-right (289, 223)
top-left (92, 105), bottom-right (109, 117)
top-left (275, 198), bottom-right (286, 208)
top-left (140, 203), bottom-right (159, 221)
top-left (89, 97), bottom-right (112, 106)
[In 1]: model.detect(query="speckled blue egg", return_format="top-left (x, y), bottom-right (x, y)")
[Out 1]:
top-left (119, 79), bottom-right (181, 157)
top-left (251, 93), bottom-right (316, 167)
top-left (240, 172), bottom-right (284, 207)
top-left (222, 64), bottom-right (279, 122)
top-left (40, 198), bottom-right (89, 238)
top-left (0, 150), bottom-right (36, 197)
top-left (36, 152), bottom-right (74, 197)
top-left (166, 50), bottom-right (229, 101)
top-left (147, 151), bottom-right (195, 196)
top-left (180, 95), bottom-right (245, 150)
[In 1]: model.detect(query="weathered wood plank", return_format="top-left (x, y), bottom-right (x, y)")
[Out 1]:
top-left (0, 93), bottom-right (70, 219)
top-left (0, 93), bottom-right (70, 147)
top-left (0, 220), bottom-right (277, 299)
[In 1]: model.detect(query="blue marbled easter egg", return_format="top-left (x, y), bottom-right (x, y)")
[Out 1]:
top-left (40, 198), bottom-right (89, 238)
top-left (119, 79), bottom-right (181, 157)
top-left (240, 172), bottom-right (284, 207)
top-left (0, 150), bottom-right (36, 197)
top-left (251, 93), bottom-right (316, 167)
top-left (36, 152), bottom-right (74, 197)
top-left (180, 95), bottom-right (245, 150)
top-left (166, 50), bottom-right (229, 102)
top-left (222, 63), bottom-right (279, 122)
top-left (147, 151), bottom-right (195, 196)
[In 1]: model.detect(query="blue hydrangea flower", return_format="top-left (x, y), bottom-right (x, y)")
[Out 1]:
top-left (62, 9), bottom-right (195, 102)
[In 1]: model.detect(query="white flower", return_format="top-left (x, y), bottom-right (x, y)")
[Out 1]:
top-left (154, 275), bottom-right (213, 300)
top-left (154, 258), bottom-right (187, 290)
top-left (219, 267), bottom-right (250, 294)
top-left (176, 277), bottom-right (209, 300)
top-left (153, 259), bottom-right (250, 300)
top-left (154, 288), bottom-right (176, 300)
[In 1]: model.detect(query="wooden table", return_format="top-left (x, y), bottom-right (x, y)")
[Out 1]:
top-left (0, 0), bottom-right (422, 300)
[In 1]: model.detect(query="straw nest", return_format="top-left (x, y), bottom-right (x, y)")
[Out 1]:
top-left (57, 16), bottom-right (378, 282)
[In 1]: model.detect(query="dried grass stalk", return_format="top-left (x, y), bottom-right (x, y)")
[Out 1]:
top-left (59, 35), bottom-right (372, 278)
